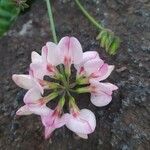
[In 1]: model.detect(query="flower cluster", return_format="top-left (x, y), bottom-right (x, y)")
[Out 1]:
top-left (12, 36), bottom-right (118, 139)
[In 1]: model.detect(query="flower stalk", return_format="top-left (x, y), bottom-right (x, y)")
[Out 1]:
top-left (75, 0), bottom-right (121, 55)
top-left (75, 0), bottom-right (104, 30)
top-left (45, 0), bottom-right (57, 43)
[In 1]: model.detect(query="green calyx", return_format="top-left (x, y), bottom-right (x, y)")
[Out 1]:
top-left (42, 65), bottom-right (91, 110)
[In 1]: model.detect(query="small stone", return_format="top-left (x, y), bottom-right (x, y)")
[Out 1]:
top-left (116, 66), bottom-right (127, 73)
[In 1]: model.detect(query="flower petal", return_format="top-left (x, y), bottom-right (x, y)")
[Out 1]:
top-left (46, 42), bottom-right (61, 66)
top-left (41, 111), bottom-right (66, 128)
top-left (66, 109), bottom-right (96, 135)
top-left (16, 105), bottom-right (32, 115)
top-left (82, 51), bottom-right (100, 64)
top-left (44, 126), bottom-right (55, 139)
top-left (29, 105), bottom-right (50, 116)
top-left (58, 36), bottom-right (83, 65)
top-left (91, 93), bottom-right (112, 107)
top-left (76, 133), bottom-right (88, 139)
top-left (84, 58), bottom-right (104, 76)
top-left (41, 45), bottom-right (48, 63)
top-left (90, 81), bottom-right (118, 107)
top-left (31, 51), bottom-right (42, 63)
top-left (97, 65), bottom-right (115, 81)
top-left (90, 80), bottom-right (118, 94)
top-left (41, 111), bottom-right (67, 139)
top-left (75, 51), bottom-right (102, 75)
top-left (30, 62), bottom-right (48, 79)
top-left (12, 74), bottom-right (35, 89)
top-left (23, 88), bottom-right (42, 104)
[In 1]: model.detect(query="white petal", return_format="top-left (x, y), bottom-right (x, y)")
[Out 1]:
top-left (76, 133), bottom-right (88, 139)
top-left (58, 36), bottom-right (83, 65)
top-left (82, 51), bottom-right (100, 64)
top-left (12, 74), bottom-right (35, 90)
top-left (30, 62), bottom-right (47, 80)
top-left (66, 109), bottom-right (96, 134)
top-left (46, 42), bottom-right (61, 66)
top-left (16, 105), bottom-right (32, 115)
top-left (23, 88), bottom-right (42, 104)
top-left (41, 45), bottom-right (48, 63)
top-left (97, 65), bottom-right (114, 81)
top-left (74, 51), bottom-right (102, 75)
top-left (31, 51), bottom-right (42, 63)
top-left (91, 93), bottom-right (112, 107)
top-left (84, 58), bottom-right (104, 75)
top-left (29, 105), bottom-right (51, 116)
top-left (80, 109), bottom-right (96, 132)
top-left (70, 37), bottom-right (83, 65)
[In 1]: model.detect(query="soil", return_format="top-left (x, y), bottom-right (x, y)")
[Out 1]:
top-left (0, 0), bottom-right (150, 150)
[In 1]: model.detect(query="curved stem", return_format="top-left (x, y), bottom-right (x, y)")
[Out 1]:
top-left (75, 0), bottom-right (104, 30)
top-left (45, 0), bottom-right (57, 43)
top-left (45, 0), bottom-right (65, 76)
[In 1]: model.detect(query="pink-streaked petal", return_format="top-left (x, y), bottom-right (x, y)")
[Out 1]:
top-left (12, 74), bottom-right (35, 90)
top-left (90, 63), bottom-right (108, 80)
top-left (82, 51), bottom-right (100, 64)
top-left (84, 58), bottom-right (104, 76)
top-left (58, 36), bottom-right (83, 65)
top-left (23, 88), bottom-right (42, 104)
top-left (55, 114), bottom-right (67, 128)
top-left (41, 45), bottom-right (48, 63)
top-left (31, 51), bottom-right (42, 63)
top-left (44, 126), bottom-right (55, 139)
top-left (30, 63), bottom-right (48, 80)
top-left (91, 93), bottom-right (112, 107)
top-left (70, 37), bottom-right (83, 64)
top-left (76, 133), bottom-right (88, 139)
top-left (66, 109), bottom-right (96, 134)
top-left (29, 105), bottom-right (50, 116)
top-left (46, 42), bottom-right (61, 66)
top-left (90, 80), bottom-right (118, 95)
top-left (41, 110), bottom-right (53, 126)
top-left (80, 109), bottom-right (96, 132)
top-left (41, 112), bottom-right (66, 128)
top-left (34, 79), bottom-right (44, 94)
top-left (16, 105), bottom-right (32, 115)
top-left (74, 51), bottom-right (102, 75)
top-left (97, 65), bottom-right (115, 81)
top-left (99, 82), bottom-right (118, 91)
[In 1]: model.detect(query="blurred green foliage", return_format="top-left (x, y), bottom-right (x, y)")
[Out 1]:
top-left (0, 0), bottom-right (30, 37)
top-left (96, 29), bottom-right (121, 55)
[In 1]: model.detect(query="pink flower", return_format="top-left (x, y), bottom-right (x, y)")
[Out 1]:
top-left (16, 88), bottom-right (50, 116)
top-left (41, 109), bottom-right (67, 139)
top-left (12, 36), bottom-right (118, 139)
top-left (30, 37), bottom-right (83, 78)
top-left (58, 36), bottom-right (83, 67)
top-left (89, 80), bottom-right (118, 107)
top-left (65, 109), bottom-right (96, 139)
top-left (12, 74), bottom-right (44, 94)
top-left (75, 51), bottom-right (114, 82)
top-left (30, 42), bottom-right (61, 79)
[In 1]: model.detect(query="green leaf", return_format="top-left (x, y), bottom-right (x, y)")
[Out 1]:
top-left (0, 0), bottom-right (20, 37)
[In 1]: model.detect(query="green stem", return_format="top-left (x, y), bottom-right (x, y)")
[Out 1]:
top-left (75, 0), bottom-right (104, 30)
top-left (45, 0), bottom-right (57, 43)
top-left (45, 0), bottom-right (65, 76)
